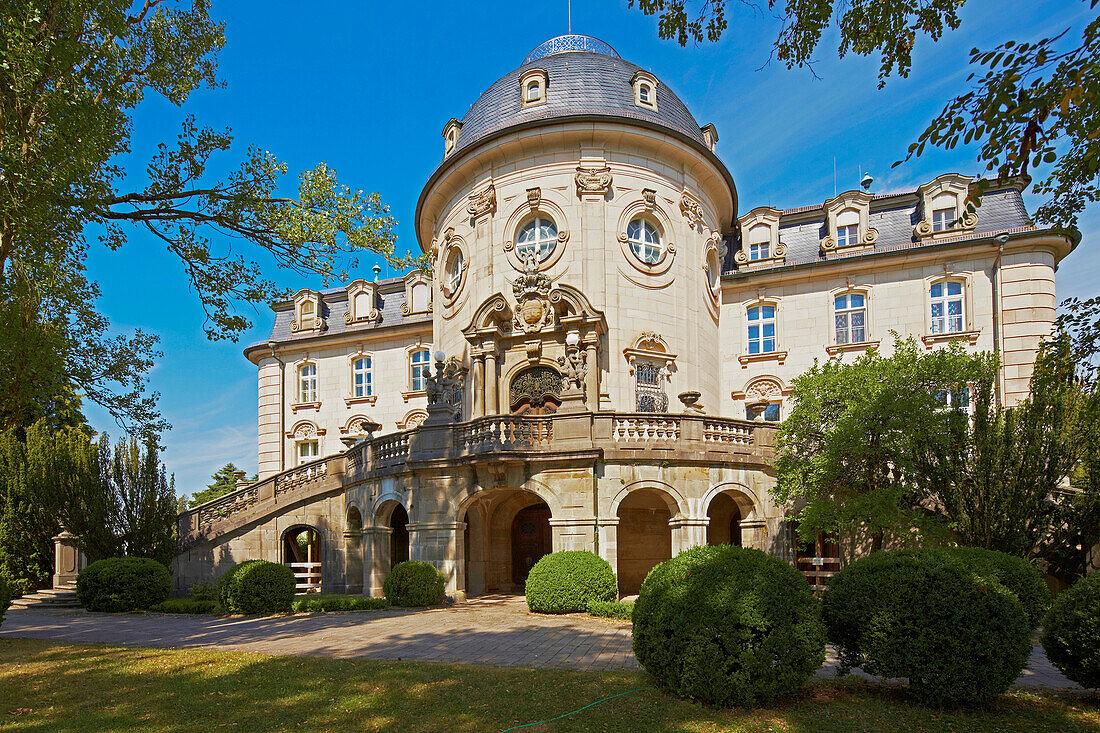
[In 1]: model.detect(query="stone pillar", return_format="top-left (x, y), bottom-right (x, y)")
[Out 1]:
top-left (407, 521), bottom-right (467, 601)
top-left (472, 354), bottom-right (485, 418)
top-left (484, 350), bottom-right (499, 415)
top-left (365, 526), bottom-right (393, 597)
top-left (343, 528), bottom-right (364, 595)
top-left (52, 529), bottom-right (85, 588)
top-left (740, 519), bottom-right (768, 550)
top-left (584, 340), bottom-right (599, 411)
top-left (672, 518), bottom-right (710, 553)
top-left (549, 518), bottom-right (597, 553)
top-left (596, 517), bottom-right (619, 589)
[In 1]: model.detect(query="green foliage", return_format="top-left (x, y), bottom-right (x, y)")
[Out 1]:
top-left (939, 546), bottom-right (1051, 630)
top-left (524, 551), bottom-right (617, 614)
top-left (632, 545), bottom-right (825, 708)
top-left (0, 574), bottom-right (10, 629)
top-left (189, 463), bottom-right (245, 508)
top-left (1041, 573), bottom-right (1100, 689)
top-left (823, 549), bottom-right (1030, 705)
top-left (218, 560), bottom-right (294, 615)
top-left (76, 557), bottom-right (171, 612)
top-left (188, 581), bottom-right (218, 603)
top-left (585, 599), bottom-right (634, 620)
top-left (291, 594), bottom-right (389, 613)
top-left (383, 561), bottom-right (445, 607)
top-left (774, 336), bottom-right (990, 548)
top-left (148, 598), bottom-right (218, 615)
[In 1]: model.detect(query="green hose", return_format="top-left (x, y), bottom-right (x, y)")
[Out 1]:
top-left (499, 688), bottom-right (639, 732)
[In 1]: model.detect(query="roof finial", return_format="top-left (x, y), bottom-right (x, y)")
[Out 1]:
top-left (568, 0), bottom-right (572, 34)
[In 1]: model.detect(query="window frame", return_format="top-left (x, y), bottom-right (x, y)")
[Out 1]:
top-left (515, 215), bottom-right (559, 265)
top-left (296, 439), bottom-right (319, 466)
top-left (833, 292), bottom-right (868, 346)
top-left (626, 217), bottom-right (663, 265)
top-left (930, 279), bottom-right (966, 335)
top-left (409, 347), bottom-right (431, 393)
top-left (297, 362), bottom-right (318, 404)
top-left (747, 304), bottom-right (778, 355)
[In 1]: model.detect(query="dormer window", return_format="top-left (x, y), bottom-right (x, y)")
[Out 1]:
top-left (748, 225), bottom-right (770, 260)
top-left (291, 289), bottom-right (325, 333)
top-left (735, 207), bottom-right (785, 267)
top-left (344, 279), bottom-right (379, 325)
top-left (931, 192), bottom-right (959, 232)
top-left (915, 174), bottom-right (977, 238)
top-left (630, 70), bottom-right (659, 111)
top-left (820, 191), bottom-right (876, 255)
top-left (442, 118), bottom-right (462, 157)
top-left (836, 209), bottom-right (860, 247)
top-left (700, 123), bottom-right (719, 152)
top-left (401, 270), bottom-right (432, 316)
top-left (519, 68), bottom-right (548, 108)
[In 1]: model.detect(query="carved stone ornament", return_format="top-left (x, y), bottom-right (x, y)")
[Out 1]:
top-left (574, 165), bottom-right (612, 196)
top-left (821, 228), bottom-right (878, 253)
top-left (526, 187), bottom-right (541, 208)
top-left (557, 345), bottom-right (588, 392)
top-left (746, 377), bottom-right (783, 400)
top-left (466, 183), bottom-right (496, 218)
top-left (914, 211), bottom-right (978, 239)
top-left (642, 188), bottom-right (657, 209)
top-left (734, 241), bottom-right (787, 265)
top-left (424, 355), bottom-right (468, 419)
top-left (679, 192), bottom-right (704, 226)
top-left (511, 250), bottom-right (556, 334)
top-left (291, 315), bottom-right (326, 333)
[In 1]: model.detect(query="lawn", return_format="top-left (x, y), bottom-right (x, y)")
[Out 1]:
top-left (0, 639), bottom-right (1097, 732)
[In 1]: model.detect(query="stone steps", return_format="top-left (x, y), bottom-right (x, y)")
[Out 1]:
top-left (9, 584), bottom-right (80, 609)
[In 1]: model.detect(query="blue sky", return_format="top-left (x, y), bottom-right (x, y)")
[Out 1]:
top-left (82, 0), bottom-right (1099, 498)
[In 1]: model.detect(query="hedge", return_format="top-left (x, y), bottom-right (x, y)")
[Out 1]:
top-left (219, 560), bottom-right (295, 614)
top-left (76, 557), bottom-right (171, 612)
top-left (823, 549), bottom-right (1030, 705)
top-left (0, 575), bottom-right (11, 629)
top-left (939, 546), bottom-right (1051, 629)
top-left (383, 561), bottom-right (445, 607)
top-left (586, 599), bottom-right (633, 620)
top-left (1041, 572), bottom-right (1100, 689)
top-left (291, 594), bottom-right (390, 613)
top-left (149, 599), bottom-right (218, 614)
top-left (633, 545), bottom-right (825, 708)
top-left (188, 581), bottom-right (218, 603)
top-left (525, 551), bottom-right (617, 614)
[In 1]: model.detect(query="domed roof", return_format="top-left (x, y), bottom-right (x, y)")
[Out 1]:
top-left (448, 35), bottom-right (708, 157)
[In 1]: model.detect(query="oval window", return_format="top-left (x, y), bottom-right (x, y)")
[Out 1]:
top-left (626, 218), bottom-right (662, 265)
top-left (515, 216), bottom-right (558, 264)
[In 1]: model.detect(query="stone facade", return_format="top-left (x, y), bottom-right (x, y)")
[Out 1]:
top-left (174, 36), bottom-right (1078, 599)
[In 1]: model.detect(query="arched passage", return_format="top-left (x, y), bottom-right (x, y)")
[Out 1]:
top-left (702, 486), bottom-right (762, 549)
top-left (390, 504), bottom-right (410, 568)
top-left (616, 489), bottom-right (675, 595)
top-left (281, 525), bottom-right (322, 593)
top-left (461, 488), bottom-right (552, 596)
top-left (706, 492), bottom-right (742, 546)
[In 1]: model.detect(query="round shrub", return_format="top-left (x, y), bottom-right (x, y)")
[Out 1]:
top-left (940, 546), bottom-right (1051, 629)
top-left (217, 559), bottom-right (261, 610)
top-left (76, 557), bottom-right (171, 612)
top-left (220, 560), bottom-right (295, 614)
top-left (823, 549), bottom-right (1030, 705)
top-left (632, 545), bottom-right (825, 708)
top-left (1041, 573), bottom-right (1100, 688)
top-left (384, 561), bottom-right (445, 607)
top-left (525, 551), bottom-right (617, 614)
top-left (0, 575), bottom-right (11, 629)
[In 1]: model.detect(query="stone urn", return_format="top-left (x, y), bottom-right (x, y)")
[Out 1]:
top-left (678, 391), bottom-right (703, 414)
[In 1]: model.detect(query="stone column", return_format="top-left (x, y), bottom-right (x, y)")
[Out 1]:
top-left (584, 339), bottom-right (599, 411)
top-left (52, 529), bottom-right (85, 588)
top-left (484, 350), bottom-right (499, 415)
top-left (740, 519), bottom-right (768, 550)
top-left (596, 517), bottom-right (620, 591)
top-left (364, 526), bottom-right (393, 597)
top-left (672, 517), bottom-right (710, 553)
top-left (472, 354), bottom-right (485, 418)
top-left (407, 521), bottom-right (467, 601)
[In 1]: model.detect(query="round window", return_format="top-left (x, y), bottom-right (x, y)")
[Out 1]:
top-left (444, 249), bottom-right (464, 294)
top-left (626, 218), bottom-right (662, 265)
top-left (515, 216), bottom-right (558, 264)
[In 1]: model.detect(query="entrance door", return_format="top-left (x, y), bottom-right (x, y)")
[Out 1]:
top-left (510, 503), bottom-right (552, 587)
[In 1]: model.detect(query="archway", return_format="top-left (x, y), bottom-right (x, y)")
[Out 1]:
top-left (389, 504), bottom-right (410, 568)
top-left (616, 489), bottom-right (673, 595)
top-left (461, 489), bottom-right (553, 596)
top-left (706, 492), bottom-right (742, 546)
top-left (281, 525), bottom-right (322, 593)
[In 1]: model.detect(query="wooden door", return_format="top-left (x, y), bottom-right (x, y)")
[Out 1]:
top-left (511, 503), bottom-right (552, 587)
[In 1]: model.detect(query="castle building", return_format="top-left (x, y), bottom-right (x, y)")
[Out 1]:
top-left (174, 36), bottom-right (1077, 598)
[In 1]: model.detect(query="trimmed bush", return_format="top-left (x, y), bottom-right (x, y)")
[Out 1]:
top-left (149, 599), bottom-right (218, 614)
top-left (216, 560), bottom-right (261, 609)
top-left (291, 594), bottom-right (390, 613)
top-left (586, 599), bottom-right (633, 620)
top-left (220, 560), bottom-right (295, 614)
top-left (632, 545), bottom-right (825, 708)
top-left (76, 557), bottom-right (171, 612)
top-left (1041, 573), bottom-right (1100, 689)
top-left (940, 546), bottom-right (1051, 629)
top-left (384, 561), bottom-right (445, 607)
top-left (823, 549), bottom-right (1030, 705)
top-left (188, 581), bottom-right (218, 603)
top-left (0, 575), bottom-right (11, 629)
top-left (525, 551), bottom-right (617, 614)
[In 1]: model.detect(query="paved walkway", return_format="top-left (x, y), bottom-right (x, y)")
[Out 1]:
top-left (0, 595), bottom-right (1076, 688)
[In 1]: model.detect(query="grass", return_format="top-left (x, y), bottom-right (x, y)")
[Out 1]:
top-left (586, 600), bottom-right (634, 620)
top-left (0, 639), bottom-right (1097, 732)
top-left (290, 593), bottom-right (389, 613)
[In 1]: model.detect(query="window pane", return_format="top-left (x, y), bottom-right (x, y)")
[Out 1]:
top-left (762, 306), bottom-right (775, 319)
top-left (764, 403), bottom-right (781, 421)
top-left (931, 282), bottom-right (942, 298)
top-left (747, 307), bottom-right (759, 321)
top-left (931, 302), bottom-right (943, 318)
top-left (835, 295), bottom-right (847, 309)
top-left (851, 294), bottom-right (864, 307)
top-left (762, 323), bottom-right (775, 338)
top-left (947, 281), bottom-right (962, 296)
top-left (748, 324), bottom-right (759, 340)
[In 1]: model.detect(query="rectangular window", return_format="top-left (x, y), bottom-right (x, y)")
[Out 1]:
top-left (930, 281), bottom-right (965, 334)
top-left (748, 402), bottom-right (781, 422)
top-left (836, 224), bottom-right (859, 248)
top-left (747, 305), bottom-right (777, 354)
top-left (410, 349), bottom-right (430, 391)
top-left (297, 440), bottom-right (318, 465)
top-left (353, 357), bottom-right (372, 398)
top-left (932, 207), bottom-right (954, 232)
top-left (298, 363), bottom-right (317, 403)
top-left (834, 293), bottom-right (867, 345)
top-left (749, 242), bottom-right (770, 261)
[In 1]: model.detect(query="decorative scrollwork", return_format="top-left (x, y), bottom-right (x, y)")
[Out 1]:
top-left (575, 166), bottom-right (612, 196)
top-left (467, 183), bottom-right (496, 218)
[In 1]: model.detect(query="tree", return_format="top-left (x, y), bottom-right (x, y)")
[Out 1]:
top-left (188, 461), bottom-right (243, 508)
top-left (1, 1), bottom-right (415, 433)
top-left (629, 0), bottom-right (1100, 229)
top-left (773, 337), bottom-right (991, 553)
top-left (106, 436), bottom-right (178, 567)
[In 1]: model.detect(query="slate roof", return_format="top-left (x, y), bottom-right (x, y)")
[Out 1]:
top-left (722, 183), bottom-right (1038, 277)
top-left (449, 48), bottom-right (707, 158)
top-left (247, 276), bottom-right (432, 356)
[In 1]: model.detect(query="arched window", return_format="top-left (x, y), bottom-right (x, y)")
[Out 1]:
top-left (747, 305), bottom-right (777, 354)
top-left (639, 84), bottom-right (651, 103)
top-left (834, 293), bottom-right (866, 345)
top-left (931, 281), bottom-right (965, 334)
top-left (626, 218), bottom-right (662, 264)
top-left (410, 348), bottom-right (430, 391)
top-left (527, 81), bottom-right (540, 101)
top-left (353, 356), bottom-right (372, 398)
top-left (298, 363), bottom-right (317, 403)
top-left (515, 216), bottom-right (558, 264)
top-left (748, 224), bottom-right (770, 260)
